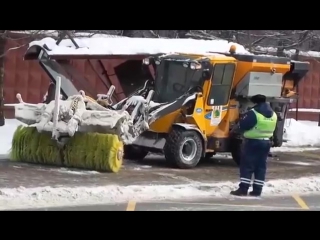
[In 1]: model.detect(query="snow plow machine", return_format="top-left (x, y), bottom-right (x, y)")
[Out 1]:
top-left (8, 44), bottom-right (309, 172)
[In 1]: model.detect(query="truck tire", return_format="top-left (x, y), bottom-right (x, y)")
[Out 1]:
top-left (272, 120), bottom-right (284, 147)
top-left (230, 138), bottom-right (242, 166)
top-left (164, 128), bottom-right (203, 169)
top-left (124, 145), bottom-right (148, 161)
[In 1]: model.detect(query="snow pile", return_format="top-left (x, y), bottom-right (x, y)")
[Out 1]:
top-left (283, 118), bottom-right (320, 147)
top-left (0, 119), bottom-right (23, 157)
top-left (28, 37), bottom-right (250, 56)
top-left (0, 176), bottom-right (320, 210)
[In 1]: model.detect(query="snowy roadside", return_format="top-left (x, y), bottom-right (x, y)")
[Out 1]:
top-left (282, 119), bottom-right (320, 148)
top-left (0, 119), bottom-right (25, 160)
top-left (1, 118), bottom-right (320, 157)
top-left (1, 118), bottom-right (320, 210)
top-left (1, 176), bottom-right (320, 210)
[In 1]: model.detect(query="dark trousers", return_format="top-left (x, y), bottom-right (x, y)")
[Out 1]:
top-left (239, 139), bottom-right (271, 194)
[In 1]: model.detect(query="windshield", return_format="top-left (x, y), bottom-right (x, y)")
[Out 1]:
top-left (154, 60), bottom-right (203, 103)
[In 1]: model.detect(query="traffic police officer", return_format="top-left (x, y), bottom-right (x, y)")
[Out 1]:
top-left (230, 94), bottom-right (277, 197)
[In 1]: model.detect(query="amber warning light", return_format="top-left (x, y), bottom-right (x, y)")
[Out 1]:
top-left (229, 45), bottom-right (237, 54)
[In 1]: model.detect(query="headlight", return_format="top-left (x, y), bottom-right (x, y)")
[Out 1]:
top-left (143, 58), bottom-right (150, 65)
top-left (190, 63), bottom-right (202, 70)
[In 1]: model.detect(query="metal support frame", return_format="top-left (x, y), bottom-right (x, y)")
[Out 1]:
top-left (52, 76), bottom-right (61, 140)
top-left (56, 30), bottom-right (79, 49)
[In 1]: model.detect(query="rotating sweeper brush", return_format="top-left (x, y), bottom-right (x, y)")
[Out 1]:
top-left (9, 76), bottom-right (154, 173)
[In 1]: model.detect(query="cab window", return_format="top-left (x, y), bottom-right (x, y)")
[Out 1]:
top-left (207, 63), bottom-right (235, 105)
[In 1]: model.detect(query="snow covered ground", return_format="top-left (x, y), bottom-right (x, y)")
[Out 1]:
top-left (1, 118), bottom-right (320, 157)
top-left (0, 176), bottom-right (320, 210)
top-left (1, 118), bottom-right (320, 209)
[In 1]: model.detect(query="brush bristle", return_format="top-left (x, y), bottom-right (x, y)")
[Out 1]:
top-left (10, 126), bottom-right (123, 173)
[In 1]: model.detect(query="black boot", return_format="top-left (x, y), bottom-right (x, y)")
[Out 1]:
top-left (230, 188), bottom-right (248, 196)
top-left (249, 191), bottom-right (261, 197)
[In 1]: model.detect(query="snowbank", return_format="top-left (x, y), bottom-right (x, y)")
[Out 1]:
top-left (283, 118), bottom-right (320, 147)
top-left (28, 37), bottom-right (250, 56)
top-left (1, 176), bottom-right (320, 210)
top-left (0, 119), bottom-right (23, 157)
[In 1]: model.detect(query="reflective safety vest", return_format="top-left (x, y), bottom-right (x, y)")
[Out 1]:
top-left (243, 109), bottom-right (277, 139)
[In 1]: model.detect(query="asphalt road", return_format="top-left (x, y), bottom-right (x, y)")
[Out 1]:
top-left (1, 150), bottom-right (320, 210)
top-left (14, 193), bottom-right (318, 211)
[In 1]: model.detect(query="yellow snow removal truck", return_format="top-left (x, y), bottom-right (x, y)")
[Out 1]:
top-left (7, 39), bottom-right (309, 172)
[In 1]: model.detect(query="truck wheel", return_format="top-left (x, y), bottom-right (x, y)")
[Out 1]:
top-left (124, 145), bottom-right (148, 161)
top-left (164, 128), bottom-right (203, 169)
top-left (230, 138), bottom-right (242, 166)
